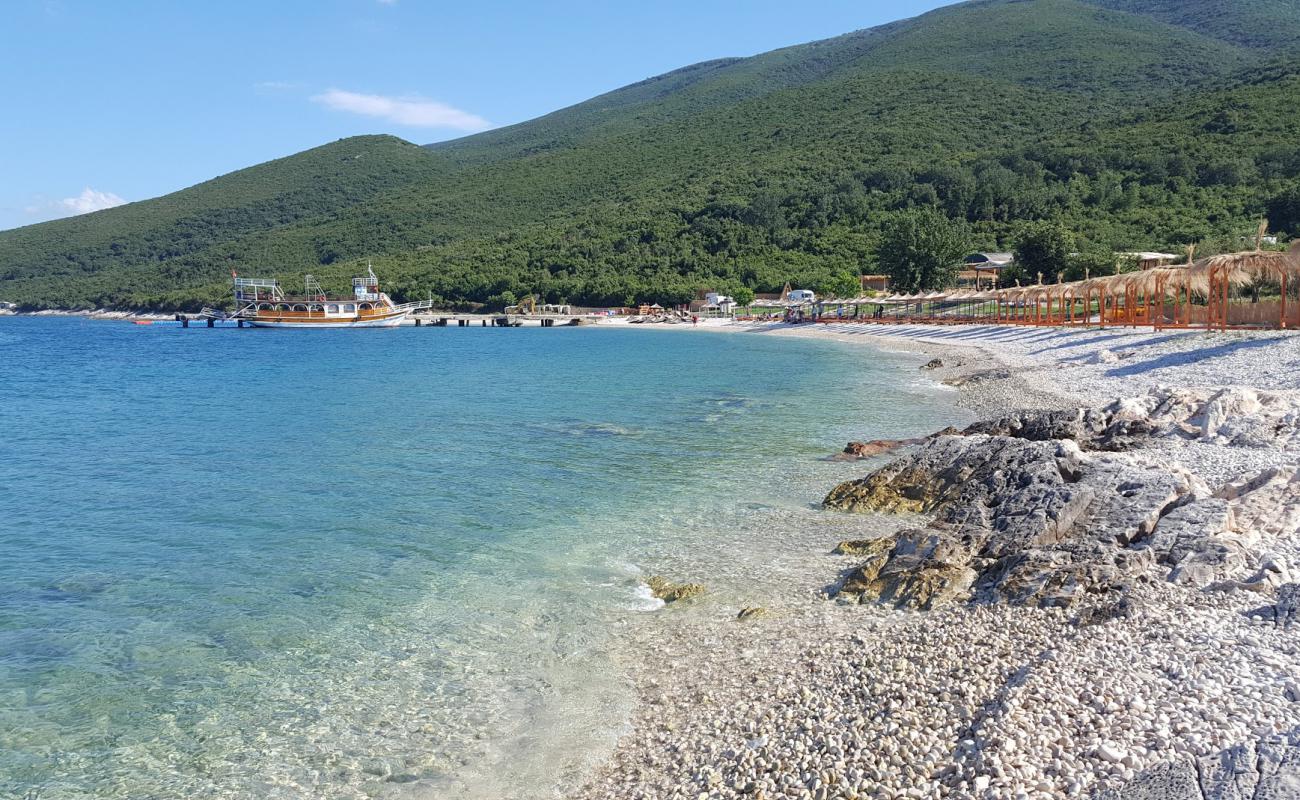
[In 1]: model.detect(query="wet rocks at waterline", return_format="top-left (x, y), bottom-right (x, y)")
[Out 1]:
top-left (829, 438), bottom-right (924, 461)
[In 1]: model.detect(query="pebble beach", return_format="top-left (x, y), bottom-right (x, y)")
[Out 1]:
top-left (577, 320), bottom-right (1300, 800)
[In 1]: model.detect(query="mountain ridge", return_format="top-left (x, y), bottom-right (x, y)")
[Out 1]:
top-left (4, 0), bottom-right (1300, 310)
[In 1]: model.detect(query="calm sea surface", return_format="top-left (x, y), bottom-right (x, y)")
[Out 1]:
top-left (0, 318), bottom-right (966, 799)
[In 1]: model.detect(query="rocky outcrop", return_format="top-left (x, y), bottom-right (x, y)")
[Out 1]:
top-left (1215, 467), bottom-right (1300, 542)
top-left (824, 392), bottom-right (1300, 610)
top-left (966, 387), bottom-right (1300, 451)
top-left (646, 576), bottom-right (705, 603)
top-left (961, 406), bottom-right (1157, 451)
top-left (1094, 761), bottom-right (1200, 800)
top-left (1099, 726), bottom-right (1300, 800)
top-left (826, 434), bottom-right (1191, 608)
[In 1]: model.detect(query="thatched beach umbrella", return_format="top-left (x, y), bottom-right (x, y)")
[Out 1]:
top-left (1187, 240), bottom-right (1300, 329)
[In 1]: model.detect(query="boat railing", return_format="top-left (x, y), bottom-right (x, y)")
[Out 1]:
top-left (233, 277), bottom-right (284, 303)
top-left (391, 299), bottom-right (435, 313)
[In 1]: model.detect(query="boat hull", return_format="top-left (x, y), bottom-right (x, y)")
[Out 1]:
top-left (244, 309), bottom-right (411, 328)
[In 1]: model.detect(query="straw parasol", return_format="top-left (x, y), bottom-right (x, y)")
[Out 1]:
top-left (1188, 241), bottom-right (1300, 287)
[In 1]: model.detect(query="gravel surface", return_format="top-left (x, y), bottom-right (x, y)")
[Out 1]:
top-left (574, 323), bottom-right (1300, 800)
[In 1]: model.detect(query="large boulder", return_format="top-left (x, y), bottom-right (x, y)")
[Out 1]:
top-left (825, 433), bottom-right (1194, 608)
top-left (824, 395), bottom-right (1300, 609)
top-left (838, 525), bottom-right (978, 609)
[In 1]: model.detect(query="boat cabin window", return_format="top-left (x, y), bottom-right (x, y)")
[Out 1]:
top-left (276, 304), bottom-right (290, 311)
top-left (258, 304), bottom-right (271, 311)
top-left (359, 303), bottom-right (373, 311)
top-left (344, 303), bottom-right (356, 313)
top-left (293, 304), bottom-right (307, 312)
top-left (326, 304), bottom-right (339, 314)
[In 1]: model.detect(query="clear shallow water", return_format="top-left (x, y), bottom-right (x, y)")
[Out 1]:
top-left (0, 318), bottom-right (966, 799)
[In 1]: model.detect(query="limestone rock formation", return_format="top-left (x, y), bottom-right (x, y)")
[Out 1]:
top-left (824, 391), bottom-right (1300, 610)
top-left (966, 387), bottom-right (1300, 451)
top-left (1104, 726), bottom-right (1300, 799)
top-left (1093, 760), bottom-right (1200, 800)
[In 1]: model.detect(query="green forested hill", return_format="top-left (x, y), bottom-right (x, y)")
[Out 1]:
top-left (3, 0), bottom-right (1300, 310)
top-left (1085, 0), bottom-right (1300, 49)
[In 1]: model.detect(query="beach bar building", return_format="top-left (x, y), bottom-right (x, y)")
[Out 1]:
top-left (962, 253), bottom-right (1014, 289)
top-left (1123, 251), bottom-right (1181, 271)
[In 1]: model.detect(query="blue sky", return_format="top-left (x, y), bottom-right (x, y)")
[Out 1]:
top-left (0, 0), bottom-right (950, 231)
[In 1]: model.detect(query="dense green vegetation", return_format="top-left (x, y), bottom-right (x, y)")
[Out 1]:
top-left (1008, 223), bottom-right (1074, 287)
top-left (2, 0), bottom-right (1300, 311)
top-left (878, 209), bottom-right (970, 293)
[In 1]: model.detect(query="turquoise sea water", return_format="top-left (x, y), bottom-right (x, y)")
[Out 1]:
top-left (0, 318), bottom-right (966, 799)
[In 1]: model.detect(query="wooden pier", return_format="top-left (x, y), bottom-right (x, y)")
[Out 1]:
top-left (170, 312), bottom-right (596, 328)
top-left (175, 313), bottom-right (247, 328)
top-left (409, 313), bottom-right (593, 327)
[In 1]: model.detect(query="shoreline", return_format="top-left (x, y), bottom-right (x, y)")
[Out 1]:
top-left (0, 307), bottom-right (174, 320)
top-left (574, 322), bottom-right (1300, 800)
top-left (9, 313), bottom-right (1299, 796)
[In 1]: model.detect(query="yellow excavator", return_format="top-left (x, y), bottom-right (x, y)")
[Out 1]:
top-left (507, 294), bottom-right (537, 315)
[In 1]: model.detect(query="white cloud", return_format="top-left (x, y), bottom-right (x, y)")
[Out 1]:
top-left (20, 188), bottom-right (127, 223)
top-left (59, 187), bottom-right (127, 215)
top-left (254, 80), bottom-right (298, 92)
top-left (311, 88), bottom-right (491, 132)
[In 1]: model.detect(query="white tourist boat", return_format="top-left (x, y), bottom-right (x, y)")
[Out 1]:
top-left (217, 265), bottom-right (431, 328)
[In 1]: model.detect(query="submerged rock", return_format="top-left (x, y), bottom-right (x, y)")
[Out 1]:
top-left (920, 357), bottom-right (944, 370)
top-left (830, 437), bottom-right (921, 461)
top-left (832, 538), bottom-right (894, 557)
top-left (735, 606), bottom-right (767, 621)
top-left (646, 576), bottom-right (705, 603)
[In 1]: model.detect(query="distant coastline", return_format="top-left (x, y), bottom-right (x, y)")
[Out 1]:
top-left (0, 304), bottom-right (173, 320)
